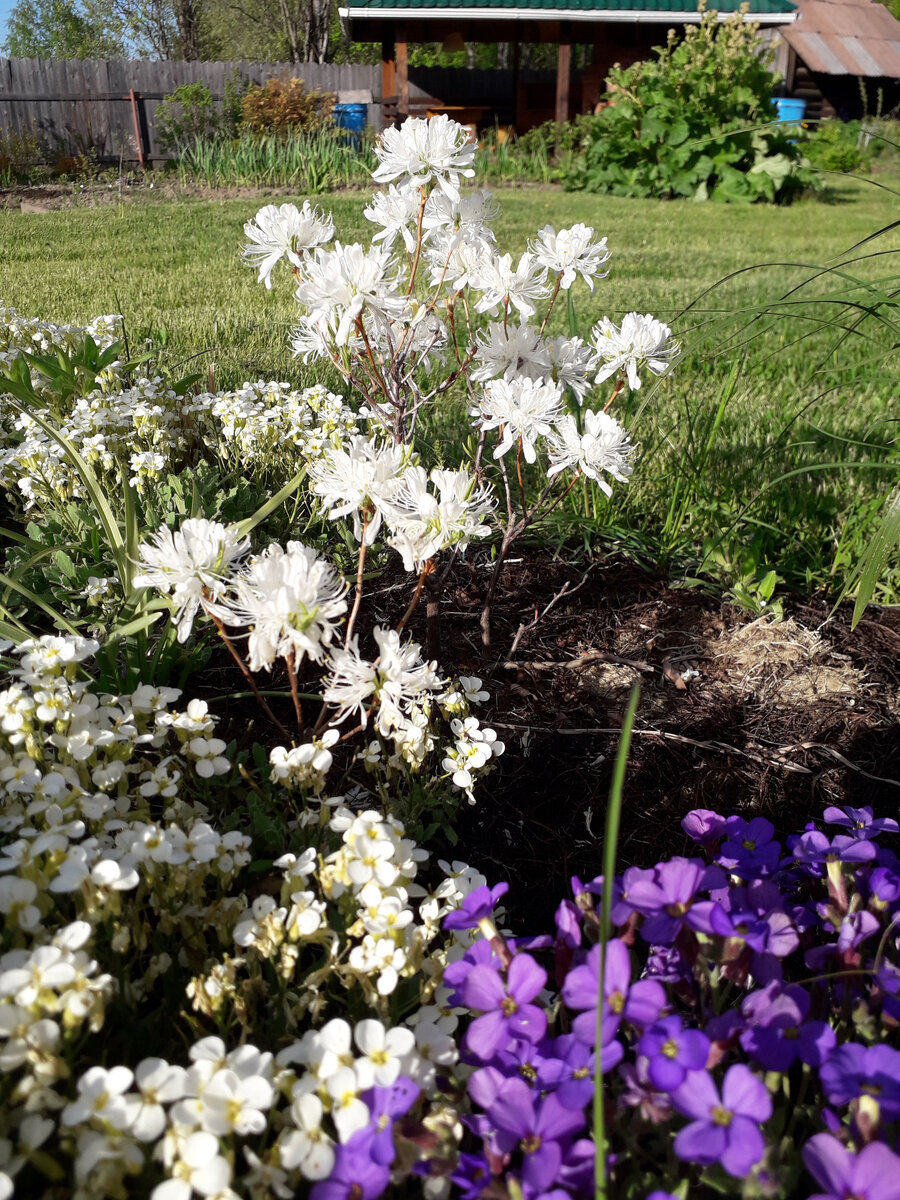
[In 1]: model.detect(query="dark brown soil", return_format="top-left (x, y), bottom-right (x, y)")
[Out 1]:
top-left (206, 549), bottom-right (900, 935)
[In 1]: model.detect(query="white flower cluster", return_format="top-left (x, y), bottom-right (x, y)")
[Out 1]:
top-left (186, 380), bottom-right (360, 467)
top-left (0, 305), bottom-right (121, 376)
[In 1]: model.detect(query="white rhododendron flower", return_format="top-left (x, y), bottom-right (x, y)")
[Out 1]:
top-left (134, 518), bottom-right (249, 643)
top-left (531, 223), bottom-right (611, 290)
top-left (472, 321), bottom-right (551, 384)
top-left (547, 408), bottom-right (635, 494)
top-left (382, 466), bottom-right (494, 571)
top-left (474, 251), bottom-right (549, 319)
top-left (324, 626), bottom-right (441, 735)
top-left (221, 541), bottom-right (348, 672)
top-left (242, 201), bottom-right (334, 288)
top-left (363, 183), bottom-right (421, 252)
top-left (473, 376), bottom-right (564, 464)
top-left (296, 241), bottom-right (408, 347)
top-left (593, 311), bottom-right (680, 390)
top-left (308, 435), bottom-right (413, 545)
top-left (372, 113), bottom-right (476, 201)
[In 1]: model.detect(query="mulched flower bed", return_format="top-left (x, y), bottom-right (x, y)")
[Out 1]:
top-left (201, 548), bottom-right (900, 934)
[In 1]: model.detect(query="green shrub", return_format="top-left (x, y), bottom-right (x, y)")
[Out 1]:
top-left (567, 9), bottom-right (816, 202)
top-left (802, 118), bottom-right (867, 172)
top-left (155, 82), bottom-right (235, 154)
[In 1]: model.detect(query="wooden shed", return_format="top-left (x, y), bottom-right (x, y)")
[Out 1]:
top-left (768, 0), bottom-right (900, 119)
top-left (339, 0), bottom-right (799, 130)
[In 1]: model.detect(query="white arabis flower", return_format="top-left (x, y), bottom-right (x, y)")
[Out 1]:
top-left (280, 1094), bottom-right (334, 1179)
top-left (152, 1130), bottom-right (231, 1200)
top-left (547, 408), bottom-right (635, 495)
top-left (372, 114), bottom-right (476, 202)
top-left (354, 1019), bottom-right (415, 1086)
top-left (134, 518), bottom-right (248, 643)
top-left (62, 1065), bottom-right (134, 1130)
top-left (242, 202), bottom-right (334, 288)
top-left (473, 377), bottom-right (563, 464)
top-left (593, 312), bottom-right (680, 390)
top-left (222, 541), bottom-right (347, 672)
top-left (531, 223), bottom-right (611, 290)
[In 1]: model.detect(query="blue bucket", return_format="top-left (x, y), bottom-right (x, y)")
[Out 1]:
top-left (333, 102), bottom-right (367, 147)
top-left (773, 97), bottom-right (806, 123)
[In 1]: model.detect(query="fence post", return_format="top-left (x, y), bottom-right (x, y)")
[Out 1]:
top-left (129, 87), bottom-right (146, 168)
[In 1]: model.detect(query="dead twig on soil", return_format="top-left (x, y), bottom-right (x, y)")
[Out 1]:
top-left (508, 567), bottom-right (597, 660)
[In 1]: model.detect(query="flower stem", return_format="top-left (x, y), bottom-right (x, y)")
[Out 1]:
top-left (285, 649), bottom-right (304, 734)
top-left (208, 611), bottom-right (290, 739)
top-left (345, 517), bottom-right (370, 647)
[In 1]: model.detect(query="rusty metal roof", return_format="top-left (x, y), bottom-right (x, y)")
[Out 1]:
top-left (782, 0), bottom-right (900, 76)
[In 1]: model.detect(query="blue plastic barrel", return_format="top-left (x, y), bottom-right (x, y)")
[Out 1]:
top-left (774, 97), bottom-right (806, 123)
top-left (333, 102), bottom-right (367, 147)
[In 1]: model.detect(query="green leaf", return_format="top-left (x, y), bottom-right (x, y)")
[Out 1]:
top-left (235, 467), bottom-right (308, 540)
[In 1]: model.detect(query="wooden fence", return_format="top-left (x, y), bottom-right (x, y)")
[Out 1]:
top-left (0, 59), bottom-right (537, 165)
top-left (0, 59), bottom-right (382, 164)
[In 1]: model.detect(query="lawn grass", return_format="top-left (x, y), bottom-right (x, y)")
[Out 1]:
top-left (3, 174), bottom-right (900, 601)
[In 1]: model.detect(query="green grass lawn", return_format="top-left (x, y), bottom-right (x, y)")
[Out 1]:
top-left (3, 176), bottom-right (900, 601)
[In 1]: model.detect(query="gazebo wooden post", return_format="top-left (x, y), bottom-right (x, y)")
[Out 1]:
top-left (555, 22), bottom-right (572, 126)
top-left (512, 35), bottom-right (522, 130)
top-left (397, 22), bottom-right (409, 116)
top-left (381, 30), bottom-right (396, 104)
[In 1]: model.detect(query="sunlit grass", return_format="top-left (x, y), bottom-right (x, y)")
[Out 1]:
top-left (3, 174), bottom-right (899, 599)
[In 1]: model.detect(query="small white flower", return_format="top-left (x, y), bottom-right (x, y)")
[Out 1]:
top-left (474, 251), bottom-right (549, 320)
top-left (354, 1019), bottom-right (415, 1086)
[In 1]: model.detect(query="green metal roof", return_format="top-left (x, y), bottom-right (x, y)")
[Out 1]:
top-left (346, 0), bottom-right (795, 12)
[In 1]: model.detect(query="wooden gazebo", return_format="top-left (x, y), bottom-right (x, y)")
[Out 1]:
top-left (339, 0), bottom-right (799, 129)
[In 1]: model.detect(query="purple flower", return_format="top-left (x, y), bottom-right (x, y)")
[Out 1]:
top-left (554, 899), bottom-right (582, 949)
top-left (671, 1065), bottom-right (772, 1178)
top-left (792, 831), bottom-right (877, 869)
top-left (618, 1057), bottom-right (672, 1123)
top-left (626, 858), bottom-right (726, 944)
top-left (681, 809), bottom-right (727, 844)
top-left (819, 1043), bottom-right (900, 1118)
top-left (867, 867), bottom-right (900, 912)
top-left (444, 882), bottom-right (509, 931)
top-left (536, 1034), bottom-right (599, 1110)
top-left (803, 1133), bottom-right (900, 1200)
top-left (310, 1130), bottom-right (391, 1200)
top-left (739, 982), bottom-right (836, 1070)
top-left (459, 952), bottom-right (547, 1060)
top-left (823, 805), bottom-right (899, 839)
top-left (360, 1077), bottom-right (418, 1164)
top-left (718, 817), bottom-right (781, 877)
top-left (449, 1151), bottom-right (493, 1200)
top-left (561, 938), bottom-right (665, 1046)
top-left (638, 1016), bottom-right (710, 1091)
top-left (486, 1077), bottom-right (585, 1192)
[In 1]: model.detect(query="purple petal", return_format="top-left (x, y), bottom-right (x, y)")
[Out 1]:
top-left (461, 964), bottom-right (507, 1012)
top-left (671, 1069), bottom-right (718, 1120)
top-left (721, 1063), bottom-right (772, 1121)
top-left (803, 1133), bottom-right (852, 1196)
top-left (507, 1003), bottom-right (547, 1046)
top-left (674, 1119), bottom-right (726, 1165)
top-left (488, 1078), bottom-right (535, 1139)
top-left (648, 1054), bottom-right (686, 1092)
top-left (508, 952), bottom-right (548, 1003)
top-left (720, 1115), bottom-right (764, 1177)
top-left (624, 979), bottom-right (667, 1028)
top-left (852, 1142), bottom-right (900, 1200)
top-left (465, 1009), bottom-right (509, 1061)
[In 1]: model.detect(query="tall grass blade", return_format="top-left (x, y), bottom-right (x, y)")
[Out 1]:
top-left (594, 684), bottom-right (640, 1200)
